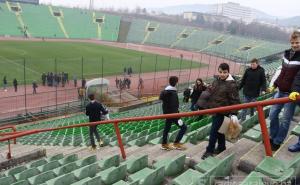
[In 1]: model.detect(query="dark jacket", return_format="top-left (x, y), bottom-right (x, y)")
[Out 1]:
top-left (208, 75), bottom-right (240, 115)
top-left (190, 85), bottom-right (206, 104)
top-left (86, 101), bottom-right (108, 122)
top-left (159, 85), bottom-right (179, 114)
top-left (196, 89), bottom-right (211, 109)
top-left (239, 65), bottom-right (266, 98)
top-left (274, 49), bottom-right (300, 92)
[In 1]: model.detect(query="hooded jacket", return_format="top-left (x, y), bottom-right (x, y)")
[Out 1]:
top-left (208, 74), bottom-right (240, 115)
top-left (159, 85), bottom-right (179, 114)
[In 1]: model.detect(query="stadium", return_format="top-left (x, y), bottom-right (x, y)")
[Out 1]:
top-left (0, 0), bottom-right (299, 184)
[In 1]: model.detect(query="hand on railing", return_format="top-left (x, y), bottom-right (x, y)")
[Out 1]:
top-left (289, 92), bottom-right (300, 101)
top-left (267, 86), bottom-right (276, 93)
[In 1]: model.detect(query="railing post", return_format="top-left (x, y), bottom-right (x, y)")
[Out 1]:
top-left (7, 139), bottom-right (11, 159)
top-left (257, 105), bottom-right (272, 157)
top-left (13, 126), bottom-right (16, 144)
top-left (113, 122), bottom-right (126, 160)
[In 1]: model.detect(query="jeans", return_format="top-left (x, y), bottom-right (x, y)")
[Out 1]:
top-left (206, 114), bottom-right (226, 153)
top-left (269, 91), bottom-right (296, 145)
top-left (190, 102), bottom-right (198, 111)
top-left (240, 96), bottom-right (257, 121)
top-left (162, 118), bottom-right (187, 144)
top-left (89, 125), bottom-right (100, 147)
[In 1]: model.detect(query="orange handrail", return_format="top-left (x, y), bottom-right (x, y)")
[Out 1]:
top-left (0, 96), bottom-right (298, 159)
top-left (0, 125), bottom-right (17, 159)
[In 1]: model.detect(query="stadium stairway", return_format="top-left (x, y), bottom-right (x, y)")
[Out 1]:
top-left (48, 6), bottom-right (69, 38)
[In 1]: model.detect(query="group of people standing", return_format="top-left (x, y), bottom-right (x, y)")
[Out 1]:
top-left (41, 72), bottom-right (69, 87)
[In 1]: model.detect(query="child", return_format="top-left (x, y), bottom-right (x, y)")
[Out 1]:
top-left (201, 63), bottom-right (240, 159)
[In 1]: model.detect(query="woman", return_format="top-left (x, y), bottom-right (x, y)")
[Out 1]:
top-left (190, 78), bottom-right (206, 111)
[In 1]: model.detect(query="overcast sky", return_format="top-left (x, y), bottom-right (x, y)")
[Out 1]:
top-left (40, 0), bottom-right (300, 18)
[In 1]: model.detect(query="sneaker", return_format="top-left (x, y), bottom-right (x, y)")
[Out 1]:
top-left (201, 151), bottom-right (213, 160)
top-left (173, 143), bottom-right (187, 150)
top-left (89, 146), bottom-right (97, 151)
top-left (98, 139), bottom-right (104, 147)
top-left (288, 143), bottom-right (300, 152)
top-left (161, 144), bottom-right (174, 151)
top-left (271, 143), bottom-right (281, 151)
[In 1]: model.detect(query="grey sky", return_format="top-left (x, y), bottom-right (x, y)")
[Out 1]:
top-left (40, 0), bottom-right (300, 18)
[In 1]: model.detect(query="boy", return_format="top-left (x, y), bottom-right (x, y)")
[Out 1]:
top-left (268, 30), bottom-right (300, 151)
top-left (86, 94), bottom-right (109, 150)
top-left (160, 76), bottom-right (187, 150)
top-left (201, 63), bottom-right (240, 159)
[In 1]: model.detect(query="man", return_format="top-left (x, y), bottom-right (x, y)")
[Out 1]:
top-left (13, 78), bottom-right (18, 92)
top-left (201, 63), bottom-right (240, 159)
top-left (159, 76), bottom-right (187, 150)
top-left (3, 76), bottom-right (7, 91)
top-left (86, 94), bottom-right (109, 150)
top-left (32, 81), bottom-right (38, 94)
top-left (239, 58), bottom-right (267, 121)
top-left (268, 30), bottom-right (300, 151)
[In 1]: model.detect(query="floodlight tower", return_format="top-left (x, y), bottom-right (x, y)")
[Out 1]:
top-left (89, 0), bottom-right (94, 10)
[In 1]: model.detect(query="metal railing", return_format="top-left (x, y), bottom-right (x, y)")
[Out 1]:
top-left (0, 96), bottom-right (297, 159)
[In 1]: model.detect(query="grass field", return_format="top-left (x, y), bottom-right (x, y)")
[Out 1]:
top-left (0, 41), bottom-right (203, 84)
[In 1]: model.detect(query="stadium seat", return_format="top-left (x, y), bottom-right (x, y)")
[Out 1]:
top-left (255, 155), bottom-right (300, 181)
top-left (96, 164), bottom-right (127, 184)
top-left (292, 125), bottom-right (300, 136)
top-left (121, 155), bottom-right (148, 174)
top-left (153, 154), bottom-right (186, 176)
top-left (11, 180), bottom-right (30, 185)
top-left (47, 153), bottom-right (64, 162)
top-left (76, 155), bottom-right (97, 167)
top-left (97, 154), bottom-right (120, 170)
top-left (195, 153), bottom-right (234, 178)
top-left (28, 171), bottom-right (57, 185)
top-left (171, 169), bottom-right (209, 185)
top-left (53, 162), bottom-right (79, 176)
top-left (240, 171), bottom-right (264, 185)
top-left (128, 167), bottom-right (164, 185)
top-left (73, 163), bottom-right (98, 180)
top-left (243, 129), bottom-right (262, 142)
top-left (58, 154), bottom-right (78, 165)
top-left (113, 180), bottom-right (139, 185)
top-left (37, 160), bottom-right (61, 172)
top-left (14, 167), bottom-right (40, 181)
top-left (4, 165), bottom-right (27, 176)
top-left (0, 176), bottom-right (15, 185)
top-left (26, 158), bottom-right (48, 168)
top-left (45, 172), bottom-right (77, 185)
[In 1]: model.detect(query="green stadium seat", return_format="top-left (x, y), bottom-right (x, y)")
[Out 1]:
top-left (11, 180), bottom-right (30, 185)
top-left (240, 171), bottom-right (264, 185)
top-left (73, 163), bottom-right (98, 180)
top-left (97, 154), bottom-right (120, 170)
top-left (58, 154), bottom-right (78, 165)
top-left (28, 171), bottom-right (57, 185)
top-left (127, 136), bottom-right (147, 147)
top-left (47, 153), bottom-right (64, 162)
top-left (96, 164), bottom-right (127, 184)
top-left (71, 177), bottom-right (92, 185)
top-left (121, 155), bottom-right (148, 174)
top-left (0, 176), bottom-right (15, 185)
top-left (198, 153), bottom-right (234, 177)
top-left (45, 172), bottom-right (77, 185)
top-left (14, 168), bottom-right (40, 181)
top-left (4, 165), bottom-right (27, 176)
top-left (26, 158), bottom-right (48, 168)
top-left (113, 180), bottom-right (139, 185)
top-left (76, 155), bottom-right (97, 167)
top-left (149, 137), bottom-right (162, 145)
top-left (171, 169), bottom-right (206, 185)
top-left (243, 129), bottom-right (262, 142)
top-left (128, 167), bottom-right (164, 185)
top-left (255, 155), bottom-right (300, 180)
top-left (53, 162), bottom-right (79, 176)
top-left (153, 154), bottom-right (186, 176)
top-left (37, 160), bottom-right (61, 172)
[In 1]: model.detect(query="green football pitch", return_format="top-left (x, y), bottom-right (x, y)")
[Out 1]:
top-left (0, 41), bottom-right (203, 84)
